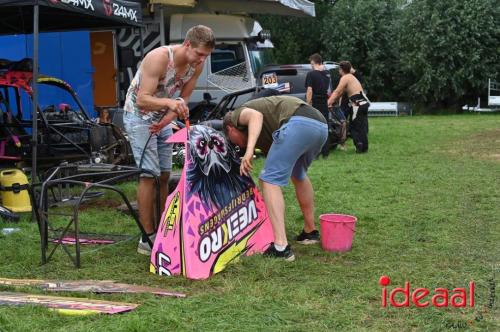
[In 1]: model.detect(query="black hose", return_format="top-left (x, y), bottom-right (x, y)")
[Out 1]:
top-left (138, 131), bottom-right (154, 170)
top-left (137, 112), bottom-right (167, 170)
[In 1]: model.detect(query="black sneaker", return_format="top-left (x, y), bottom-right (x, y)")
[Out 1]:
top-left (295, 229), bottom-right (320, 244)
top-left (263, 243), bottom-right (295, 261)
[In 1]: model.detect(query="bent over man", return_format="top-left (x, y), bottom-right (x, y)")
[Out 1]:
top-left (223, 96), bottom-right (328, 261)
top-left (123, 25), bottom-right (215, 255)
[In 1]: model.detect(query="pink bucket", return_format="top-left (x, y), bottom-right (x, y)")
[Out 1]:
top-left (320, 214), bottom-right (357, 252)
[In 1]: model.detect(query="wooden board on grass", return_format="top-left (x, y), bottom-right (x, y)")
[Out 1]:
top-left (0, 292), bottom-right (138, 314)
top-left (0, 278), bottom-right (186, 298)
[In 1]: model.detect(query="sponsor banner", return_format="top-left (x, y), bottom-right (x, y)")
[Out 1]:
top-left (150, 126), bottom-right (274, 279)
top-left (45, 0), bottom-right (142, 25)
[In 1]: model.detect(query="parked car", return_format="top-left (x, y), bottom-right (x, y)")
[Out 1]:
top-left (256, 62), bottom-right (339, 101)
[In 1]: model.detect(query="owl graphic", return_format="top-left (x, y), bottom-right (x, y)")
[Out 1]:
top-left (187, 125), bottom-right (252, 210)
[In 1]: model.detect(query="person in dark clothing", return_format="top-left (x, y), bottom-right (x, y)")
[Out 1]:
top-left (328, 61), bottom-right (369, 153)
top-left (338, 65), bottom-right (365, 150)
top-left (305, 53), bottom-right (332, 158)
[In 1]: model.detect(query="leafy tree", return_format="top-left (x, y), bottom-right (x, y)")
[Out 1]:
top-left (256, 0), bottom-right (500, 110)
top-left (320, 0), bottom-right (401, 100)
top-left (258, 0), bottom-right (402, 100)
top-left (398, 0), bottom-right (500, 108)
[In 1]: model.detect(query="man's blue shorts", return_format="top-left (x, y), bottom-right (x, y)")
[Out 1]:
top-left (259, 116), bottom-right (328, 186)
top-left (123, 111), bottom-right (173, 177)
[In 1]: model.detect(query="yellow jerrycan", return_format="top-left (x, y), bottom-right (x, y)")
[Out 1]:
top-left (0, 169), bottom-right (32, 212)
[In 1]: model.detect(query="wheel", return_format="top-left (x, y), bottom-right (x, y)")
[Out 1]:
top-left (0, 205), bottom-right (20, 222)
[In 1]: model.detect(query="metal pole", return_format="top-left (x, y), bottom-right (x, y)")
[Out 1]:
top-left (139, 27), bottom-right (145, 60)
top-left (32, 5), bottom-right (39, 184)
top-left (33, 3), bottom-right (41, 262)
top-left (112, 30), bottom-right (119, 106)
top-left (488, 78), bottom-right (491, 102)
top-left (160, 6), bottom-right (166, 46)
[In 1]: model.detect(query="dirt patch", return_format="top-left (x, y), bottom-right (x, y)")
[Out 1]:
top-left (446, 128), bottom-right (500, 162)
top-left (79, 198), bottom-right (122, 211)
top-left (469, 128), bottom-right (500, 161)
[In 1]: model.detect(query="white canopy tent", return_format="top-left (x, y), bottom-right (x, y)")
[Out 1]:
top-left (149, 0), bottom-right (315, 17)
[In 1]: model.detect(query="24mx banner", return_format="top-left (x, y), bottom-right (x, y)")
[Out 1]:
top-left (46, 0), bottom-right (141, 24)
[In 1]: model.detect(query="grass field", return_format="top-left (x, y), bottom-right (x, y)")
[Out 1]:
top-left (0, 114), bottom-right (499, 331)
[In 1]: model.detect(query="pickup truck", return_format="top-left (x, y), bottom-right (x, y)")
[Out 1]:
top-left (256, 62), bottom-right (339, 101)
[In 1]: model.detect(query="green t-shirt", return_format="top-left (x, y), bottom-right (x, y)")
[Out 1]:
top-left (230, 96), bottom-right (308, 154)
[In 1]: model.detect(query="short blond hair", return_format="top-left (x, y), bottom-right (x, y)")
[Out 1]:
top-left (185, 25), bottom-right (215, 49)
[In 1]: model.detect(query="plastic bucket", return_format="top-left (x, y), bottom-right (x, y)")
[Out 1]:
top-left (320, 214), bottom-right (357, 252)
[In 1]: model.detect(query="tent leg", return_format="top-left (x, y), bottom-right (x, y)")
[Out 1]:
top-left (32, 4), bottom-right (39, 183)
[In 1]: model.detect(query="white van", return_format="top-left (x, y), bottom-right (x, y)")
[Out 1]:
top-left (110, 1), bottom-right (315, 108)
top-left (168, 13), bottom-right (275, 107)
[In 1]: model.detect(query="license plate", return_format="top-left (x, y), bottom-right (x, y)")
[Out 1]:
top-left (262, 72), bottom-right (278, 88)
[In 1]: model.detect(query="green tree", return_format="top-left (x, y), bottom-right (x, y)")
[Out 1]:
top-left (320, 0), bottom-right (401, 100)
top-left (256, 0), bottom-right (499, 109)
top-left (398, 0), bottom-right (500, 108)
top-left (258, 0), bottom-right (402, 100)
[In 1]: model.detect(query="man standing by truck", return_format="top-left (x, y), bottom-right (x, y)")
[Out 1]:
top-left (305, 53), bottom-right (332, 158)
top-left (223, 95), bottom-right (328, 261)
top-left (328, 61), bottom-right (370, 153)
top-left (123, 25), bottom-right (215, 255)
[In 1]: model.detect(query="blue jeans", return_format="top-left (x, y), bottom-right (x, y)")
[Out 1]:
top-left (123, 112), bottom-right (173, 177)
top-left (260, 116), bottom-right (328, 186)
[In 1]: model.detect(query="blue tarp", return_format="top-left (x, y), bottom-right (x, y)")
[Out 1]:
top-left (0, 31), bottom-right (94, 117)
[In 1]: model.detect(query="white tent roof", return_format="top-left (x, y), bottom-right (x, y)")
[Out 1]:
top-left (149, 0), bottom-right (315, 17)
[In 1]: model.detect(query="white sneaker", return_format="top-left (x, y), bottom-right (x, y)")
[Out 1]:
top-left (137, 233), bottom-right (156, 255)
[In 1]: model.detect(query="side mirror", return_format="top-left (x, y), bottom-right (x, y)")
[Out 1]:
top-left (203, 92), bottom-right (214, 101)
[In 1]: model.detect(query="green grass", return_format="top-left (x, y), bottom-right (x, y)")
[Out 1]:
top-left (1, 114), bottom-right (499, 331)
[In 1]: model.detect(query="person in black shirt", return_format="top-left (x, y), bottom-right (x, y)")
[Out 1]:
top-left (305, 53), bottom-right (332, 158)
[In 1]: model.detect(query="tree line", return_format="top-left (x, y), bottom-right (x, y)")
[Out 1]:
top-left (256, 0), bottom-right (499, 111)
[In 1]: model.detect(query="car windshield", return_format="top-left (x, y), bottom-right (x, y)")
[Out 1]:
top-left (248, 48), bottom-right (274, 76)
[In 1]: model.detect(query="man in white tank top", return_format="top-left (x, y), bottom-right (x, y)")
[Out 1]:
top-left (123, 25), bottom-right (215, 255)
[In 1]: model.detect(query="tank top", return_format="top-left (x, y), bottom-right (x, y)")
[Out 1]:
top-left (124, 46), bottom-right (196, 122)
